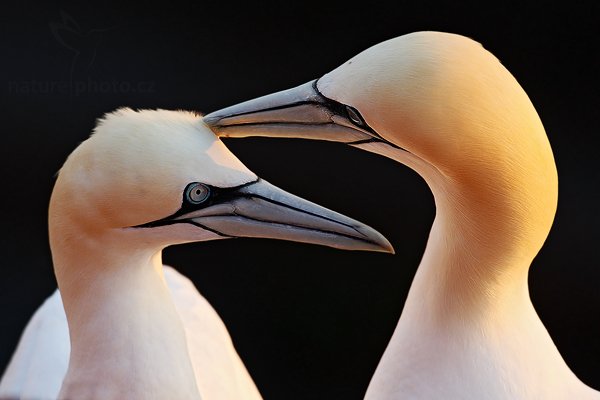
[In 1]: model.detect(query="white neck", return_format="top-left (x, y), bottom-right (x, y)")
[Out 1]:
top-left (360, 143), bottom-right (589, 399)
top-left (51, 228), bottom-right (201, 400)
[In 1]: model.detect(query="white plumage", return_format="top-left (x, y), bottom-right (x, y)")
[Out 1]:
top-left (204, 31), bottom-right (600, 399)
top-left (0, 108), bottom-right (391, 400)
top-left (1, 266), bottom-right (262, 400)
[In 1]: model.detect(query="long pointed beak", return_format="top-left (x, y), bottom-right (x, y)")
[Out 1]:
top-left (141, 179), bottom-right (394, 253)
top-left (203, 80), bottom-right (379, 145)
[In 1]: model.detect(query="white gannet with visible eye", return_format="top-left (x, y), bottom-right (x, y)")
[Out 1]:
top-left (204, 31), bottom-right (600, 399)
top-left (0, 108), bottom-right (392, 400)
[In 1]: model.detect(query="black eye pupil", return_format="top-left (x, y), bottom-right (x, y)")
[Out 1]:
top-left (186, 183), bottom-right (210, 204)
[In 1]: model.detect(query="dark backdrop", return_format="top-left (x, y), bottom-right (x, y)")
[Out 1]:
top-left (1, 1), bottom-right (598, 399)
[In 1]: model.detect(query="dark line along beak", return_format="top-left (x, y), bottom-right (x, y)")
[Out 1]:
top-left (203, 80), bottom-right (401, 149)
top-left (137, 178), bottom-right (394, 254)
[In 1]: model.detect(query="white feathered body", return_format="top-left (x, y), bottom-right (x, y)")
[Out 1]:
top-left (0, 266), bottom-right (261, 400)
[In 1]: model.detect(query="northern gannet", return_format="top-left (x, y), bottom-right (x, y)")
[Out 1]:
top-left (0, 108), bottom-right (392, 400)
top-left (204, 31), bottom-right (600, 399)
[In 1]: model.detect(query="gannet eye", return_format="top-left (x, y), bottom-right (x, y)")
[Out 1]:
top-left (186, 183), bottom-right (211, 204)
top-left (345, 105), bottom-right (364, 127)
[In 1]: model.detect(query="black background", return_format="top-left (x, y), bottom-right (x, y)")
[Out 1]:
top-left (1, 1), bottom-right (599, 399)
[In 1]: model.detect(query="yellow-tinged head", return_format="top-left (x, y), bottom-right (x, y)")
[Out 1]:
top-left (52, 108), bottom-right (255, 231)
top-left (205, 31), bottom-right (558, 264)
top-left (48, 108), bottom-right (393, 268)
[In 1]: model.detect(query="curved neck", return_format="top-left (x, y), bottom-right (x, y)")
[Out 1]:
top-left (50, 225), bottom-right (201, 400)
top-left (366, 194), bottom-right (578, 398)
top-left (404, 208), bottom-right (531, 325)
top-left (361, 143), bottom-right (582, 398)
top-left (416, 185), bottom-right (533, 319)
top-left (357, 141), bottom-right (550, 317)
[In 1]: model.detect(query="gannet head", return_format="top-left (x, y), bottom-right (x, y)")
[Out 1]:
top-left (48, 108), bottom-right (393, 259)
top-left (205, 31), bottom-right (557, 263)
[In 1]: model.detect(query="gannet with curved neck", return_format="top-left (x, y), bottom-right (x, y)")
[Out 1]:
top-left (0, 108), bottom-right (392, 400)
top-left (204, 31), bottom-right (599, 399)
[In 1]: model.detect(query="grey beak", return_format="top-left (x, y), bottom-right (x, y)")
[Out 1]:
top-left (204, 80), bottom-right (378, 145)
top-left (138, 178), bottom-right (394, 254)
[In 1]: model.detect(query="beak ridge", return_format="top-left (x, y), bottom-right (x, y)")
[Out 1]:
top-left (203, 80), bottom-right (323, 127)
top-left (203, 80), bottom-right (375, 144)
top-left (193, 179), bottom-right (393, 253)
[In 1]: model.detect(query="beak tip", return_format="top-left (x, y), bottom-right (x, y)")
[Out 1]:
top-left (379, 240), bottom-right (395, 255)
top-left (356, 225), bottom-right (394, 254)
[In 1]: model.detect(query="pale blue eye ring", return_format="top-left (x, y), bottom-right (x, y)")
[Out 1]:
top-left (346, 105), bottom-right (364, 126)
top-left (186, 183), bottom-right (211, 204)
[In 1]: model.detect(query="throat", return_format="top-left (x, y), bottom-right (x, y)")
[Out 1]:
top-left (367, 213), bottom-right (574, 398)
top-left (55, 247), bottom-right (201, 400)
top-left (407, 213), bottom-right (532, 323)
